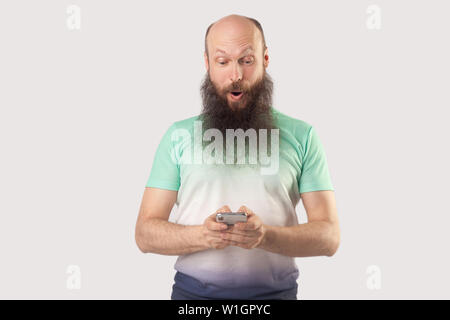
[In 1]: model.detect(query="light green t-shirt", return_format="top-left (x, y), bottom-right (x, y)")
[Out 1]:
top-left (145, 107), bottom-right (334, 290)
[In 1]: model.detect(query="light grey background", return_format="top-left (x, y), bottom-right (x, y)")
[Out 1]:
top-left (0, 0), bottom-right (449, 299)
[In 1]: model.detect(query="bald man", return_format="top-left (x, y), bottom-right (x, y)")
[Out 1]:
top-left (135, 14), bottom-right (340, 300)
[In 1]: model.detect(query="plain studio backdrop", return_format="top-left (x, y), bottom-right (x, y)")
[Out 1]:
top-left (0, 0), bottom-right (449, 299)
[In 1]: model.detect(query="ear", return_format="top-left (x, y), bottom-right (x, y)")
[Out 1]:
top-left (204, 51), bottom-right (209, 71)
top-left (263, 47), bottom-right (269, 69)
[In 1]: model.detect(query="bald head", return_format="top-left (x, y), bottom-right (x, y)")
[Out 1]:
top-left (204, 14), bottom-right (267, 59)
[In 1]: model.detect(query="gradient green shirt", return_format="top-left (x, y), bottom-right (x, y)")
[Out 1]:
top-left (146, 107), bottom-right (334, 290)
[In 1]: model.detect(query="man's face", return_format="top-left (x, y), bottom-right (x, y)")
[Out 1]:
top-left (200, 17), bottom-right (275, 156)
top-left (204, 20), bottom-right (269, 110)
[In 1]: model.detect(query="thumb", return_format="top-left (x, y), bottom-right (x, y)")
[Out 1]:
top-left (238, 205), bottom-right (253, 216)
top-left (216, 205), bottom-right (232, 213)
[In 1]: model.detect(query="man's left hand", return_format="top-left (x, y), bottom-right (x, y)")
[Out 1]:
top-left (220, 205), bottom-right (266, 249)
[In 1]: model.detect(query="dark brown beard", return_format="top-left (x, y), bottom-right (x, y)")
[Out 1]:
top-left (198, 71), bottom-right (278, 162)
top-left (199, 71), bottom-right (276, 135)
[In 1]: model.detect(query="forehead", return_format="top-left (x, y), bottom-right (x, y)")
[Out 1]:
top-left (207, 20), bottom-right (262, 57)
top-left (214, 46), bottom-right (255, 58)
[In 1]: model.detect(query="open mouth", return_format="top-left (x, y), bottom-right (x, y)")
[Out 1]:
top-left (229, 91), bottom-right (244, 100)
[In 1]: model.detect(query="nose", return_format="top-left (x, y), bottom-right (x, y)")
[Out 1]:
top-left (230, 62), bottom-right (243, 82)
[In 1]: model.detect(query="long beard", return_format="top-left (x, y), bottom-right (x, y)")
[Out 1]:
top-left (198, 71), bottom-right (278, 164)
top-left (199, 71), bottom-right (276, 134)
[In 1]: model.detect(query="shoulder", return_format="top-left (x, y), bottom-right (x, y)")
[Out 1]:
top-left (273, 108), bottom-right (313, 146)
top-left (172, 114), bottom-right (202, 132)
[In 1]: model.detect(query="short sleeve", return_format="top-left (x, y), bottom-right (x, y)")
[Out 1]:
top-left (298, 126), bottom-right (334, 194)
top-left (145, 123), bottom-right (180, 191)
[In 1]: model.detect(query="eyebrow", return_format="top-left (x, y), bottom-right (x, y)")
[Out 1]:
top-left (214, 46), bottom-right (254, 57)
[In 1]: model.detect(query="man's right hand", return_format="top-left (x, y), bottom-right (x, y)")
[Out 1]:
top-left (202, 205), bottom-right (233, 250)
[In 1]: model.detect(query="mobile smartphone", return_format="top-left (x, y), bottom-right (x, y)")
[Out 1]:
top-left (216, 212), bottom-right (247, 225)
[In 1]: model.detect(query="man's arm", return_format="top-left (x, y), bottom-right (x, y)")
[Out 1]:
top-left (257, 190), bottom-right (340, 257)
top-left (135, 187), bottom-right (208, 255)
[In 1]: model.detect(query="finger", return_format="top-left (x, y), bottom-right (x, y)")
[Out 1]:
top-left (208, 230), bottom-right (225, 239)
top-left (206, 208), bottom-right (231, 231)
top-left (225, 240), bottom-right (240, 246)
top-left (234, 221), bottom-right (259, 231)
top-left (238, 205), bottom-right (253, 215)
top-left (237, 206), bottom-right (256, 224)
top-left (207, 220), bottom-right (228, 231)
top-left (222, 226), bottom-right (258, 237)
top-left (216, 205), bottom-right (232, 213)
top-left (237, 205), bottom-right (249, 214)
top-left (211, 239), bottom-right (230, 249)
top-left (221, 232), bottom-right (255, 244)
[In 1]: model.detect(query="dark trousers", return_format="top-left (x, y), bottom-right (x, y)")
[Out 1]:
top-left (171, 271), bottom-right (298, 300)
